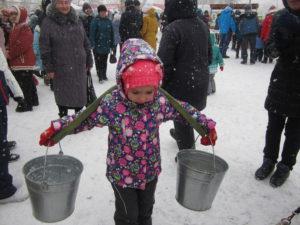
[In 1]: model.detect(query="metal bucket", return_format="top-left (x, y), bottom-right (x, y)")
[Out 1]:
top-left (23, 155), bottom-right (83, 223)
top-left (176, 149), bottom-right (228, 211)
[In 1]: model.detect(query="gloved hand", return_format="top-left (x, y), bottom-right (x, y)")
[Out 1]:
top-left (201, 128), bottom-right (217, 146)
top-left (13, 96), bottom-right (24, 103)
top-left (220, 66), bottom-right (224, 71)
top-left (39, 124), bottom-right (57, 147)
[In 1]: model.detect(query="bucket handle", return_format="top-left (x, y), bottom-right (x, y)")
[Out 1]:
top-left (41, 142), bottom-right (64, 189)
top-left (194, 134), bottom-right (216, 175)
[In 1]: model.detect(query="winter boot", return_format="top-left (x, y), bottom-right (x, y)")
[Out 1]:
top-left (241, 59), bottom-right (247, 64)
top-left (15, 101), bottom-right (32, 113)
top-left (255, 158), bottom-right (275, 180)
top-left (4, 141), bottom-right (16, 151)
top-left (269, 162), bottom-right (290, 188)
top-left (262, 57), bottom-right (268, 63)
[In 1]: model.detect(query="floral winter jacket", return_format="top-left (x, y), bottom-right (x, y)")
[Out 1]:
top-left (52, 39), bottom-right (216, 190)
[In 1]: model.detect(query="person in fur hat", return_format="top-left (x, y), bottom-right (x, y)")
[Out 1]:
top-left (39, 38), bottom-right (217, 225)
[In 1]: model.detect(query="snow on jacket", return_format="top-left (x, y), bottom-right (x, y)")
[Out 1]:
top-left (40, 4), bottom-right (93, 107)
top-left (208, 33), bottom-right (224, 75)
top-left (239, 12), bottom-right (259, 36)
top-left (218, 6), bottom-right (236, 34)
top-left (51, 39), bottom-right (216, 190)
top-left (158, 0), bottom-right (211, 111)
top-left (8, 6), bottom-right (36, 71)
top-left (0, 49), bottom-right (23, 105)
top-left (264, 7), bottom-right (300, 117)
top-left (89, 16), bottom-right (114, 54)
top-left (140, 8), bottom-right (158, 50)
top-left (33, 25), bottom-right (43, 70)
top-left (260, 12), bottom-right (275, 42)
top-left (119, 6), bottom-right (143, 43)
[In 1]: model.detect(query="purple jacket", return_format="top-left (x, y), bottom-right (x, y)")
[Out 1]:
top-left (52, 39), bottom-right (216, 190)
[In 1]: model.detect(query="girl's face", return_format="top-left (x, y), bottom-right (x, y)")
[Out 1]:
top-left (127, 86), bottom-right (156, 104)
top-left (56, 0), bottom-right (71, 15)
top-left (287, 0), bottom-right (300, 11)
top-left (9, 8), bottom-right (18, 24)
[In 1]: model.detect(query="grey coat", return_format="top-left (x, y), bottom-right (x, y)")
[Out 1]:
top-left (40, 4), bottom-right (93, 107)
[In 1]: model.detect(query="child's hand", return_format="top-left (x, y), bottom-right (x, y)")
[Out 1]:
top-left (201, 128), bottom-right (217, 146)
top-left (39, 124), bottom-right (57, 147)
top-left (220, 66), bottom-right (224, 71)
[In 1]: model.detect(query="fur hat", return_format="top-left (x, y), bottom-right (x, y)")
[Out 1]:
top-left (122, 60), bottom-right (163, 96)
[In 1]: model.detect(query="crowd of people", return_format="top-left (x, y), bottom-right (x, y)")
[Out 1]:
top-left (0, 0), bottom-right (299, 225)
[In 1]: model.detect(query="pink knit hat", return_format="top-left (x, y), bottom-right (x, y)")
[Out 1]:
top-left (122, 60), bottom-right (163, 95)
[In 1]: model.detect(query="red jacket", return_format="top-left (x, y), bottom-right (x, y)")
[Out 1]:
top-left (260, 13), bottom-right (274, 43)
top-left (8, 6), bottom-right (35, 71)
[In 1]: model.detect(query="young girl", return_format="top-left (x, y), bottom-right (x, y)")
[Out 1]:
top-left (208, 33), bottom-right (224, 95)
top-left (39, 39), bottom-right (217, 225)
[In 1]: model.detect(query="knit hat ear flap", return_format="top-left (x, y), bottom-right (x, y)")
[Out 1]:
top-left (122, 60), bottom-right (163, 96)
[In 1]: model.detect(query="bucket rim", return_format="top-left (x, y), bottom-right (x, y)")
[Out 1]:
top-left (177, 149), bottom-right (228, 174)
top-left (23, 154), bottom-right (83, 186)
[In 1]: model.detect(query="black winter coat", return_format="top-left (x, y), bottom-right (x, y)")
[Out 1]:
top-left (79, 12), bottom-right (94, 38)
top-left (264, 8), bottom-right (300, 117)
top-left (119, 6), bottom-right (143, 43)
top-left (158, 0), bottom-right (211, 110)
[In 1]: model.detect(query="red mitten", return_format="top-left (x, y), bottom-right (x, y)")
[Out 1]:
top-left (201, 128), bottom-right (217, 146)
top-left (39, 125), bottom-right (57, 147)
top-left (220, 66), bottom-right (224, 71)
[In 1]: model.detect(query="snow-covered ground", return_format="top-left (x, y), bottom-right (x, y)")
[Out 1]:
top-left (1, 47), bottom-right (300, 225)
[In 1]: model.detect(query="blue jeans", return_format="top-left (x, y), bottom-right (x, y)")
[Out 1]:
top-left (219, 32), bottom-right (231, 57)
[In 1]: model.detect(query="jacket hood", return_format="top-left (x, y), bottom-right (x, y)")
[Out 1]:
top-left (116, 39), bottom-right (162, 97)
top-left (47, 3), bottom-right (79, 25)
top-left (12, 6), bottom-right (27, 24)
top-left (283, 0), bottom-right (300, 15)
top-left (222, 6), bottom-right (233, 15)
top-left (146, 8), bottom-right (156, 17)
top-left (164, 0), bottom-right (197, 24)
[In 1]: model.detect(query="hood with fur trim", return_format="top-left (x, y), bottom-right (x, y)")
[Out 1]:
top-left (12, 6), bottom-right (27, 24)
top-left (116, 38), bottom-right (162, 96)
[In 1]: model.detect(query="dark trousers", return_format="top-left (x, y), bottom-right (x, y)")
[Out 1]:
top-left (111, 178), bottom-right (157, 225)
top-left (241, 34), bottom-right (256, 63)
top-left (112, 44), bottom-right (122, 56)
top-left (57, 105), bottom-right (83, 118)
top-left (219, 32), bottom-right (231, 57)
top-left (13, 70), bottom-right (38, 107)
top-left (263, 111), bottom-right (300, 170)
top-left (256, 48), bottom-right (263, 62)
top-left (235, 39), bottom-right (242, 57)
top-left (0, 104), bottom-right (16, 199)
top-left (94, 53), bottom-right (109, 81)
top-left (174, 121), bottom-right (195, 150)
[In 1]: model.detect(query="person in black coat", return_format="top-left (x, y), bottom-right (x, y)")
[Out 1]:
top-left (158, 0), bottom-right (212, 150)
top-left (119, 0), bottom-right (143, 45)
top-left (255, 0), bottom-right (300, 187)
top-left (79, 2), bottom-right (94, 38)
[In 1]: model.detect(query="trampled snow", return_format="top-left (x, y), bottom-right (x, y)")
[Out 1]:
top-left (1, 47), bottom-right (299, 225)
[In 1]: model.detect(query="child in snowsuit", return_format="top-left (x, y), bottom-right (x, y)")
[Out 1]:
top-left (39, 39), bottom-right (217, 225)
top-left (208, 33), bottom-right (224, 95)
top-left (255, 34), bottom-right (264, 62)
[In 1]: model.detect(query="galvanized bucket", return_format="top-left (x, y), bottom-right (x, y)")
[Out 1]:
top-left (176, 149), bottom-right (228, 211)
top-left (23, 154), bottom-right (83, 223)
